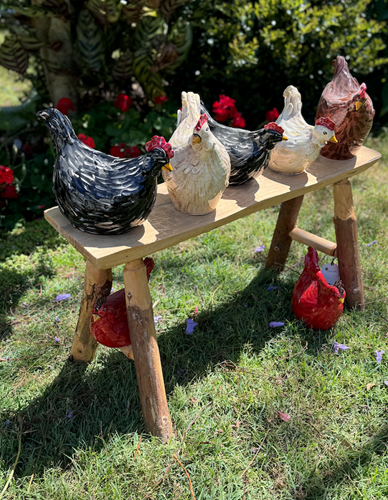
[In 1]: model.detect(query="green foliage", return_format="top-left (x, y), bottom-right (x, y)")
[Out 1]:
top-left (0, 0), bottom-right (192, 102)
top-left (170, 0), bottom-right (388, 126)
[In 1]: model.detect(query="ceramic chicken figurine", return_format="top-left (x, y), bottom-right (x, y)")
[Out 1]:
top-left (268, 86), bottom-right (337, 175)
top-left (316, 56), bottom-right (375, 160)
top-left (200, 103), bottom-right (287, 185)
top-left (90, 257), bottom-right (155, 360)
top-left (163, 111), bottom-right (231, 215)
top-left (36, 108), bottom-right (174, 235)
top-left (292, 247), bottom-right (345, 330)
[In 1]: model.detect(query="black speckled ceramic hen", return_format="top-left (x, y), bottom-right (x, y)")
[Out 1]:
top-left (37, 108), bottom-right (174, 235)
top-left (200, 102), bottom-right (287, 185)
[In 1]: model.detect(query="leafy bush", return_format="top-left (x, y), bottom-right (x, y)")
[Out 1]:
top-left (169, 0), bottom-right (388, 127)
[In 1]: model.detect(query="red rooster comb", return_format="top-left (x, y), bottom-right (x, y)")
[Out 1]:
top-left (264, 122), bottom-right (284, 134)
top-left (195, 114), bottom-right (209, 131)
top-left (145, 136), bottom-right (174, 159)
top-left (359, 83), bottom-right (367, 100)
top-left (315, 116), bottom-right (335, 131)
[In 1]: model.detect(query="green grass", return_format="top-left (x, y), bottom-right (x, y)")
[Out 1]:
top-left (1, 134), bottom-right (388, 499)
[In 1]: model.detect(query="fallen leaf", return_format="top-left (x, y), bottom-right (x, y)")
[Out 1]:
top-left (366, 383), bottom-right (375, 391)
top-left (277, 411), bottom-right (290, 422)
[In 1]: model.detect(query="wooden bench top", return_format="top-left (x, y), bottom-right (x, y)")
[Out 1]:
top-left (44, 146), bottom-right (381, 269)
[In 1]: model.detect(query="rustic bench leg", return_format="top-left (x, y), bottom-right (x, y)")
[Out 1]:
top-left (123, 259), bottom-right (172, 442)
top-left (266, 195), bottom-right (304, 272)
top-left (333, 179), bottom-right (365, 310)
top-left (70, 261), bottom-right (112, 362)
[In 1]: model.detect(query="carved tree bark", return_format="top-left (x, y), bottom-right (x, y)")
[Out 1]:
top-left (33, 0), bottom-right (78, 106)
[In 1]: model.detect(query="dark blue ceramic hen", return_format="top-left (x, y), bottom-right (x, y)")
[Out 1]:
top-left (37, 108), bottom-right (173, 235)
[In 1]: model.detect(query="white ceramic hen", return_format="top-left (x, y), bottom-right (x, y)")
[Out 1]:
top-left (163, 100), bottom-right (231, 215)
top-left (269, 86), bottom-right (337, 175)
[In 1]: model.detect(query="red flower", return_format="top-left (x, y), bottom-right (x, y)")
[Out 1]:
top-left (110, 143), bottom-right (127, 158)
top-left (265, 107), bottom-right (279, 122)
top-left (22, 144), bottom-right (33, 159)
top-left (231, 112), bottom-right (246, 129)
top-left (57, 97), bottom-right (75, 116)
top-left (213, 94), bottom-right (237, 122)
top-left (110, 143), bottom-right (142, 158)
top-left (78, 133), bottom-right (95, 149)
top-left (0, 166), bottom-right (14, 185)
top-left (154, 95), bottom-right (168, 105)
top-left (1, 185), bottom-right (18, 199)
top-left (125, 146), bottom-right (142, 158)
top-left (114, 93), bottom-right (133, 112)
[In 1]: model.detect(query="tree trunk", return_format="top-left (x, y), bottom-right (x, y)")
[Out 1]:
top-left (33, 1), bottom-right (78, 106)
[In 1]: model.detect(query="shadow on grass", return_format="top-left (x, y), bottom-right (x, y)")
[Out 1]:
top-left (1, 264), bottom-right (339, 485)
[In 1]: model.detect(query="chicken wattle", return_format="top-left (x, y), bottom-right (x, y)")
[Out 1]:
top-left (36, 108), bottom-right (174, 235)
top-left (269, 86), bottom-right (337, 175)
top-left (316, 56), bottom-right (375, 160)
top-left (292, 247), bottom-right (345, 330)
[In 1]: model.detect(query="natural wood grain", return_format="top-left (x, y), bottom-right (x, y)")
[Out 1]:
top-left (333, 179), bottom-right (365, 310)
top-left (266, 196), bottom-right (304, 271)
top-left (123, 259), bottom-right (172, 442)
top-left (289, 228), bottom-right (337, 257)
top-left (70, 261), bottom-right (112, 362)
top-left (44, 146), bottom-right (380, 270)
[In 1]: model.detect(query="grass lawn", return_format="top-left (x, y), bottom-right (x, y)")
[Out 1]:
top-left (1, 133), bottom-right (388, 499)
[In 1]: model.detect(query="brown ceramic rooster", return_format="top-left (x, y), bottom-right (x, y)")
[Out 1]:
top-left (316, 56), bottom-right (375, 160)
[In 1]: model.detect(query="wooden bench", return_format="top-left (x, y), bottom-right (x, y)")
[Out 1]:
top-left (44, 145), bottom-right (381, 442)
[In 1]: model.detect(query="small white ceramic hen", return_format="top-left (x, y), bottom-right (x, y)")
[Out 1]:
top-left (269, 86), bottom-right (337, 175)
top-left (163, 98), bottom-right (231, 215)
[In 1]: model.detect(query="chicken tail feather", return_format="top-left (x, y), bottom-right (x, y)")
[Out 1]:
top-left (280, 85), bottom-right (303, 122)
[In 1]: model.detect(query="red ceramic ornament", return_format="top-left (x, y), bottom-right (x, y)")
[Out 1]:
top-left (292, 247), bottom-right (345, 330)
top-left (90, 257), bottom-right (155, 348)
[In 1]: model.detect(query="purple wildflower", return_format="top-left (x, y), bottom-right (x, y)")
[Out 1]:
top-left (269, 321), bottom-right (284, 328)
top-left (55, 294), bottom-right (71, 302)
top-left (193, 285), bottom-right (198, 291)
top-left (186, 319), bottom-right (198, 335)
top-left (365, 240), bottom-right (377, 247)
top-left (254, 245), bottom-right (265, 253)
top-left (334, 342), bottom-right (350, 353)
top-left (67, 410), bottom-right (73, 419)
top-left (177, 368), bottom-right (185, 378)
top-left (4, 420), bottom-right (12, 429)
top-left (54, 336), bottom-right (60, 343)
top-left (154, 315), bottom-right (162, 326)
top-left (384, 381), bottom-right (388, 387)
top-left (54, 316), bottom-right (60, 323)
top-left (268, 286), bottom-right (279, 291)
top-left (375, 350), bottom-right (385, 364)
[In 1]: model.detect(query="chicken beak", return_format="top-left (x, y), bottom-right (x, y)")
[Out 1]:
top-left (92, 314), bottom-right (101, 322)
top-left (355, 101), bottom-right (363, 111)
top-left (329, 135), bottom-right (338, 143)
top-left (339, 297), bottom-right (345, 304)
top-left (162, 162), bottom-right (173, 172)
top-left (192, 134), bottom-right (202, 145)
top-left (282, 135), bottom-right (288, 141)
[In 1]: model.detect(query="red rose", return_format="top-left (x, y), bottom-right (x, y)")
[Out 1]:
top-left (114, 93), bottom-right (133, 112)
top-left (1, 185), bottom-right (18, 199)
top-left (57, 97), bottom-right (75, 116)
top-left (154, 95), bottom-right (168, 105)
top-left (231, 112), bottom-right (246, 129)
top-left (265, 107), bottom-right (279, 122)
top-left (110, 143), bottom-right (127, 158)
top-left (78, 133), bottom-right (95, 149)
top-left (0, 165), bottom-right (14, 185)
top-left (125, 145), bottom-right (142, 158)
